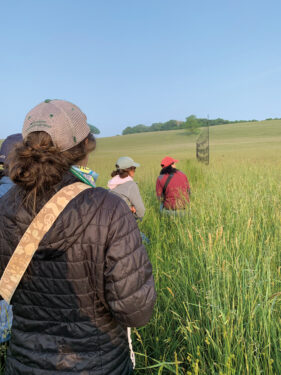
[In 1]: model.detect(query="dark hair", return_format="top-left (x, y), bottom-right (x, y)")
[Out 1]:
top-left (160, 165), bottom-right (178, 175)
top-left (0, 164), bottom-right (4, 179)
top-left (111, 166), bottom-right (136, 179)
top-left (8, 131), bottom-right (96, 209)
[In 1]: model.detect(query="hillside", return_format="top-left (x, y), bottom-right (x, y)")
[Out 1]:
top-left (91, 119), bottom-right (281, 185)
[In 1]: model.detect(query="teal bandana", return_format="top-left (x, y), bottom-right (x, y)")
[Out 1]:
top-left (70, 166), bottom-right (99, 188)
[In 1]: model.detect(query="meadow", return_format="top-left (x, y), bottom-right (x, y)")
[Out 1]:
top-left (91, 120), bottom-right (280, 374)
top-left (1, 120), bottom-right (280, 374)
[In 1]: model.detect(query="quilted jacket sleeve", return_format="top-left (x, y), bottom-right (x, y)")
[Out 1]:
top-left (104, 198), bottom-right (156, 327)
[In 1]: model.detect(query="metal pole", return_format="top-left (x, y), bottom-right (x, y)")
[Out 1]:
top-left (207, 122), bottom-right (210, 165)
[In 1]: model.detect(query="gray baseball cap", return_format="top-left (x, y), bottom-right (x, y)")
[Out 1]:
top-left (116, 156), bottom-right (140, 169)
top-left (22, 99), bottom-right (90, 151)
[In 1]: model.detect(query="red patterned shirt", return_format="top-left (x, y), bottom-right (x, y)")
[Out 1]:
top-left (156, 171), bottom-right (190, 210)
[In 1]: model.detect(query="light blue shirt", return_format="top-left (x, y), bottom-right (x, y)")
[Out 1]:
top-left (0, 175), bottom-right (14, 342)
top-left (0, 176), bottom-right (14, 198)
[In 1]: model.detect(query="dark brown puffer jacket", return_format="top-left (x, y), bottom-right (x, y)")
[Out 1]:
top-left (0, 173), bottom-right (156, 375)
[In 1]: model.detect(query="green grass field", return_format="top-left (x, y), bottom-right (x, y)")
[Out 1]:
top-left (91, 120), bottom-right (281, 374)
top-left (1, 120), bottom-right (280, 374)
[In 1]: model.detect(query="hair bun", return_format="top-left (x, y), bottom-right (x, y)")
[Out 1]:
top-left (8, 131), bottom-right (95, 211)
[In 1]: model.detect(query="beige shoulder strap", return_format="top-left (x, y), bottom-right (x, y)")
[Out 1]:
top-left (0, 182), bottom-right (91, 303)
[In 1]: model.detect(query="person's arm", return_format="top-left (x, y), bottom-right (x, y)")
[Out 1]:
top-left (156, 176), bottom-right (163, 201)
top-left (128, 182), bottom-right (145, 219)
top-left (104, 199), bottom-right (156, 327)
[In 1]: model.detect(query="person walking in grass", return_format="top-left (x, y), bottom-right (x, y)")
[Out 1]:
top-left (0, 100), bottom-right (156, 375)
top-left (0, 134), bottom-right (22, 197)
top-left (108, 156), bottom-right (145, 219)
top-left (156, 156), bottom-right (190, 215)
top-left (0, 133), bottom-right (22, 368)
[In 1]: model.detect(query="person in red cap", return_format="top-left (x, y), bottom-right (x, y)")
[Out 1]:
top-left (156, 156), bottom-right (190, 213)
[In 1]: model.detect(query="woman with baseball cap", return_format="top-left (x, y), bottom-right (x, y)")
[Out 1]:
top-left (156, 156), bottom-right (190, 214)
top-left (0, 99), bottom-right (156, 375)
top-left (108, 156), bottom-right (145, 219)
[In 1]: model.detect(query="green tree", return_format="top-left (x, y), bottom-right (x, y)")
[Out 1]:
top-left (162, 120), bottom-right (179, 130)
top-left (123, 124), bottom-right (149, 135)
top-left (133, 124), bottom-right (149, 133)
top-left (185, 115), bottom-right (200, 134)
top-left (150, 122), bottom-right (163, 131)
top-left (88, 124), bottom-right (100, 134)
top-left (122, 126), bottom-right (134, 135)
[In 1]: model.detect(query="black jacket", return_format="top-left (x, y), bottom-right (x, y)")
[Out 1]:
top-left (0, 173), bottom-right (156, 375)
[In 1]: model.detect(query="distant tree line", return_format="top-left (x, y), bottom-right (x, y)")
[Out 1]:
top-left (122, 115), bottom-right (279, 135)
top-left (122, 120), bottom-right (184, 135)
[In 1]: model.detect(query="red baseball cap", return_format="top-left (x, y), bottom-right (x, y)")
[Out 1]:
top-left (161, 156), bottom-right (179, 167)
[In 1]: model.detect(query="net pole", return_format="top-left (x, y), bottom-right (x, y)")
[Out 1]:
top-left (206, 115), bottom-right (209, 165)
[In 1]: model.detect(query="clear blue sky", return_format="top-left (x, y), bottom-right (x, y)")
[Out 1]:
top-left (1, 0), bottom-right (281, 138)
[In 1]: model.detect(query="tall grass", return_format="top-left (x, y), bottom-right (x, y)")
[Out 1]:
top-left (133, 158), bottom-right (281, 374)
top-left (1, 122), bottom-right (280, 374)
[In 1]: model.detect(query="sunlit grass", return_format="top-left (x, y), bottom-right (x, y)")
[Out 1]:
top-left (90, 122), bottom-right (280, 374)
top-left (131, 159), bottom-right (280, 374)
top-left (1, 121), bottom-right (280, 374)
